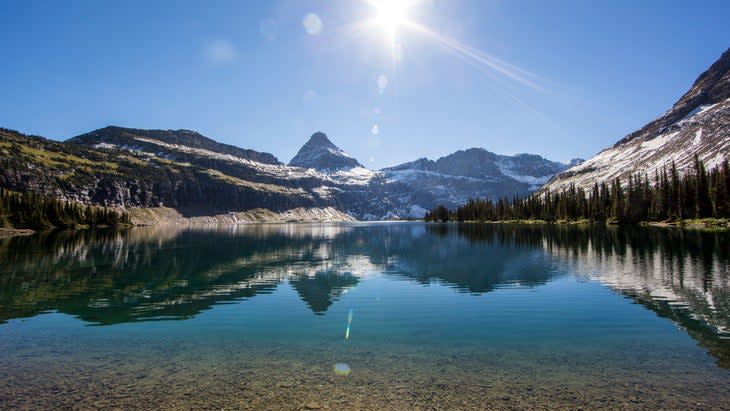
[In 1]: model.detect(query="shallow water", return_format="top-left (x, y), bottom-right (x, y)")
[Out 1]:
top-left (0, 223), bottom-right (729, 410)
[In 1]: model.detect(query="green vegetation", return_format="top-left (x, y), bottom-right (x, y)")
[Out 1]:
top-left (426, 156), bottom-right (730, 225)
top-left (0, 188), bottom-right (131, 229)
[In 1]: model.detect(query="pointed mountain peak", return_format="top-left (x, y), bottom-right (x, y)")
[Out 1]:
top-left (289, 132), bottom-right (362, 171)
top-left (306, 131), bottom-right (334, 146)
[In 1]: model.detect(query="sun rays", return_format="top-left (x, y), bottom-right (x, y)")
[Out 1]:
top-left (354, 0), bottom-right (541, 91)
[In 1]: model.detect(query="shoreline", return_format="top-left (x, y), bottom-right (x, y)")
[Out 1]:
top-left (0, 228), bottom-right (35, 238)
top-left (3, 217), bottom-right (728, 237)
top-left (436, 218), bottom-right (730, 230)
top-left (126, 206), bottom-right (356, 226)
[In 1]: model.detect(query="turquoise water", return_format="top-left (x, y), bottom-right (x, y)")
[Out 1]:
top-left (0, 223), bottom-right (729, 410)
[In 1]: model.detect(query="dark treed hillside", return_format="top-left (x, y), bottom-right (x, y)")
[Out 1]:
top-left (426, 156), bottom-right (730, 224)
top-left (0, 189), bottom-right (130, 229)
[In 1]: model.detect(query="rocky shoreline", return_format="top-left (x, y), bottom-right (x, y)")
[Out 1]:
top-left (126, 206), bottom-right (356, 226)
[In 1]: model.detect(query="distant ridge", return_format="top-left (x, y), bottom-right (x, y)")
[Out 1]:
top-left (69, 126), bottom-right (281, 165)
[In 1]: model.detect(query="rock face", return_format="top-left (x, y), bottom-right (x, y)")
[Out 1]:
top-left (543, 47), bottom-right (730, 193)
top-left (0, 125), bottom-right (572, 220)
top-left (288, 132), bottom-right (362, 171)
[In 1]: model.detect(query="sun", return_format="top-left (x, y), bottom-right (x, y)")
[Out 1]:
top-left (368, 0), bottom-right (417, 36)
top-left (373, 1), bottom-right (409, 31)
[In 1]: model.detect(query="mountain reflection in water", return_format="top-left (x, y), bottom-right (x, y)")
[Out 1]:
top-left (0, 223), bottom-right (728, 368)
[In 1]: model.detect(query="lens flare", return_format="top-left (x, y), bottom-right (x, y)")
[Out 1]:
top-left (302, 13), bottom-right (323, 36)
top-left (377, 74), bottom-right (388, 94)
top-left (345, 312), bottom-right (352, 339)
top-left (403, 20), bottom-right (541, 90)
top-left (345, 308), bottom-right (354, 339)
top-left (333, 362), bottom-right (351, 376)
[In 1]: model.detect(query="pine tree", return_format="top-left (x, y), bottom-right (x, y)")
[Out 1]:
top-left (694, 155), bottom-right (712, 218)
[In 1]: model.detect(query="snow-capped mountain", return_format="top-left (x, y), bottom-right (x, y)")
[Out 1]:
top-left (543, 47), bottom-right (730, 193)
top-left (282, 132), bottom-right (576, 218)
top-left (288, 132), bottom-right (362, 171)
top-left (379, 149), bottom-right (580, 217)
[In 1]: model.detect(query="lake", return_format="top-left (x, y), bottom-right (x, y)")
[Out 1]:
top-left (0, 223), bottom-right (729, 410)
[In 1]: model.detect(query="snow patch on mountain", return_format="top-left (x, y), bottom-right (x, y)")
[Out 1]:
top-left (496, 159), bottom-right (554, 190)
top-left (326, 167), bottom-right (376, 185)
top-left (382, 168), bottom-right (487, 184)
top-left (693, 128), bottom-right (703, 146)
top-left (678, 101), bottom-right (722, 124)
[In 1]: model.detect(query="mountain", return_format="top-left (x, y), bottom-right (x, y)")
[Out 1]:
top-left (288, 132), bottom-right (362, 170)
top-left (0, 127), bottom-right (351, 223)
top-left (543, 47), bottom-right (730, 193)
top-left (379, 149), bottom-right (580, 218)
top-left (0, 125), bottom-right (571, 221)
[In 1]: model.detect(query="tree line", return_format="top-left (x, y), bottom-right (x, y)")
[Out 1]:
top-left (0, 188), bottom-right (131, 229)
top-left (425, 156), bottom-right (730, 223)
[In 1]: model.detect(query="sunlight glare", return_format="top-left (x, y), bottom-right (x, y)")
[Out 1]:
top-left (367, 0), bottom-right (419, 57)
top-left (356, 0), bottom-right (541, 91)
top-left (372, 0), bottom-right (409, 32)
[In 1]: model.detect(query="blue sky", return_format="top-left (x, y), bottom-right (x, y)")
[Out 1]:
top-left (2, 0), bottom-right (729, 168)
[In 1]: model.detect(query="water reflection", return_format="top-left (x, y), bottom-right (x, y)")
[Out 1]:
top-left (291, 272), bottom-right (359, 314)
top-left (0, 223), bottom-right (729, 367)
top-left (446, 223), bottom-right (730, 369)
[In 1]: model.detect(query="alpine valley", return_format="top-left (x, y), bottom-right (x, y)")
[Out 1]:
top-left (0, 127), bottom-right (577, 223)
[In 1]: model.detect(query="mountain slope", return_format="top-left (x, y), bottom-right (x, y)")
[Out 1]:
top-left (544, 47), bottom-right (730, 193)
top-left (289, 132), bottom-right (362, 171)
